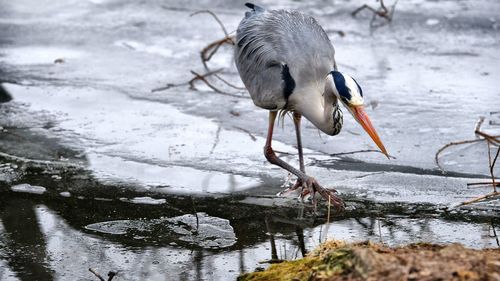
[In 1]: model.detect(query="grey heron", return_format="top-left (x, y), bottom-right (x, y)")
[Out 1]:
top-left (235, 3), bottom-right (388, 209)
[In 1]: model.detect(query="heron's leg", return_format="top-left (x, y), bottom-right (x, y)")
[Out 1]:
top-left (288, 112), bottom-right (307, 192)
top-left (264, 112), bottom-right (344, 209)
top-left (290, 112), bottom-right (318, 205)
top-left (264, 111), bottom-right (307, 180)
top-left (293, 112), bottom-right (305, 173)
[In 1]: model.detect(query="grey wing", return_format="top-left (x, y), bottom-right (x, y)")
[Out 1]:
top-left (234, 5), bottom-right (336, 110)
top-left (234, 7), bottom-right (289, 110)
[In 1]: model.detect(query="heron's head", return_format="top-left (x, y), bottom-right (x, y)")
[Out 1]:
top-left (327, 71), bottom-right (388, 158)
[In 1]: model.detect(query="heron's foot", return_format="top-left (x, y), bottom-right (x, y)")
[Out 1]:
top-left (303, 177), bottom-right (345, 210)
top-left (276, 177), bottom-right (306, 196)
top-left (278, 177), bottom-right (345, 211)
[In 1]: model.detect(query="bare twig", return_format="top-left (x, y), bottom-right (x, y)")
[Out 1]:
top-left (152, 68), bottom-right (223, 92)
top-left (191, 10), bottom-right (235, 70)
top-left (89, 268), bottom-right (105, 281)
top-left (152, 68), bottom-right (248, 98)
top-left (467, 182), bottom-right (500, 187)
top-left (352, 0), bottom-right (398, 28)
top-left (154, 10), bottom-right (246, 97)
top-left (460, 141), bottom-right (499, 203)
top-left (435, 117), bottom-right (500, 173)
top-left (488, 145), bottom-right (499, 192)
top-left (189, 70), bottom-right (248, 98)
top-left (458, 191), bottom-right (500, 206)
top-left (435, 138), bottom-right (486, 172)
top-left (352, 4), bottom-right (378, 18)
top-left (191, 197), bottom-right (199, 235)
top-left (214, 74), bottom-right (246, 90)
top-left (199, 36), bottom-right (235, 70)
top-left (191, 11), bottom-right (244, 93)
top-left (490, 222), bottom-right (499, 247)
top-left (438, 117), bottom-right (500, 205)
top-left (190, 10), bottom-right (229, 37)
top-left (89, 269), bottom-right (116, 281)
top-left (188, 69), bottom-right (222, 90)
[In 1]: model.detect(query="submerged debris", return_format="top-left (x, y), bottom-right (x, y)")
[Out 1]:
top-left (238, 240), bottom-right (500, 281)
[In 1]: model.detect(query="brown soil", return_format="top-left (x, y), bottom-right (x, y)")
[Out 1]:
top-left (238, 241), bottom-right (500, 281)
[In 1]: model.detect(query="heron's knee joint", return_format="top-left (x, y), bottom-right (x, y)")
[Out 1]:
top-left (264, 145), bottom-right (277, 163)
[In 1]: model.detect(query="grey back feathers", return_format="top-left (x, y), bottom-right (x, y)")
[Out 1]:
top-left (235, 3), bottom-right (336, 110)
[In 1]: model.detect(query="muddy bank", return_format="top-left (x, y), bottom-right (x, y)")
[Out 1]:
top-left (238, 240), bottom-right (500, 281)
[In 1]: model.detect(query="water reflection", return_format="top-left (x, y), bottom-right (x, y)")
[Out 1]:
top-left (0, 198), bottom-right (53, 281)
top-left (0, 193), bottom-right (498, 281)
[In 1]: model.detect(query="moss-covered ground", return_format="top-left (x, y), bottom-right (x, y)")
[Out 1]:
top-left (238, 240), bottom-right (500, 281)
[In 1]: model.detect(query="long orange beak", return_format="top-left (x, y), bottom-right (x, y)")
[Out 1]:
top-left (351, 106), bottom-right (389, 158)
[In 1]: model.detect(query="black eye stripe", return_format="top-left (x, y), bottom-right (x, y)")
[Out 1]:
top-left (331, 71), bottom-right (352, 101)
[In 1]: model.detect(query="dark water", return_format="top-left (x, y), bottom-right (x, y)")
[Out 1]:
top-left (0, 182), bottom-right (499, 280)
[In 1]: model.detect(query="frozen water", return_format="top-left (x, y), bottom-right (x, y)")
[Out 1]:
top-left (1, 0), bottom-right (499, 280)
top-left (85, 212), bottom-right (237, 249)
top-left (10, 183), bottom-right (46, 194)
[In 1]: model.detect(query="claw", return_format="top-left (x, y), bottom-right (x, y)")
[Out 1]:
top-left (278, 176), bottom-right (345, 211)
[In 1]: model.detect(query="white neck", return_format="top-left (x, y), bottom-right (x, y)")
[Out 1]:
top-left (293, 78), bottom-right (342, 136)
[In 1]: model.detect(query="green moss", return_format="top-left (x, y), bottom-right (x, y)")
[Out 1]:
top-left (313, 248), bottom-right (354, 278)
top-left (238, 245), bottom-right (354, 281)
top-left (237, 256), bottom-right (322, 281)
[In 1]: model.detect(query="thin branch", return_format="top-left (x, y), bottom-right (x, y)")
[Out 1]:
top-left (190, 10), bottom-right (229, 38)
top-left (488, 145), bottom-right (499, 192)
top-left (467, 182), bottom-right (500, 187)
top-left (152, 68), bottom-right (223, 92)
top-left (434, 116), bottom-right (500, 206)
top-left (458, 191), bottom-right (500, 206)
top-left (214, 74), bottom-right (246, 90)
top-left (491, 222), bottom-right (500, 247)
top-left (189, 70), bottom-right (248, 98)
top-left (436, 116), bottom-right (500, 173)
top-left (352, 0), bottom-right (398, 28)
top-left (89, 268), bottom-right (105, 281)
top-left (155, 10), bottom-right (245, 97)
top-left (191, 197), bottom-right (199, 235)
top-left (435, 138), bottom-right (486, 172)
top-left (352, 4), bottom-right (378, 17)
top-left (199, 36), bottom-right (235, 70)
